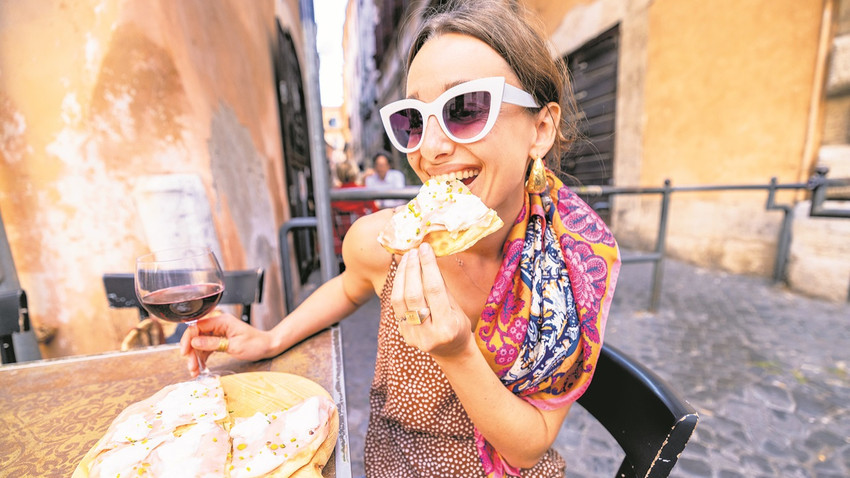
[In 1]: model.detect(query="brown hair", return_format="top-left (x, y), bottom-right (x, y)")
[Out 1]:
top-left (336, 160), bottom-right (361, 184)
top-left (406, 0), bottom-right (580, 173)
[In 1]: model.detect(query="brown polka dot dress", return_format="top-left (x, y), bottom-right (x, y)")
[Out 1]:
top-left (363, 260), bottom-right (566, 477)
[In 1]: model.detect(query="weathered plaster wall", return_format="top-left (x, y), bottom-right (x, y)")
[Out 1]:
top-left (789, 0), bottom-right (850, 301)
top-left (548, 0), bottom-right (651, 237)
top-left (0, 0), bottom-right (295, 357)
top-left (543, 0), bottom-right (849, 300)
top-left (637, 0), bottom-right (823, 275)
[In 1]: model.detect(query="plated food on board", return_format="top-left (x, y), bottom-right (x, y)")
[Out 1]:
top-left (377, 177), bottom-right (503, 256)
top-left (75, 373), bottom-right (338, 478)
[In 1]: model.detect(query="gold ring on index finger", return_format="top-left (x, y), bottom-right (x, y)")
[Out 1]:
top-left (403, 307), bottom-right (430, 325)
top-left (216, 337), bottom-right (229, 353)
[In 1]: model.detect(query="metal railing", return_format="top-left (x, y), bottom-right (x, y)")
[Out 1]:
top-left (574, 171), bottom-right (850, 309)
top-left (280, 172), bottom-right (850, 312)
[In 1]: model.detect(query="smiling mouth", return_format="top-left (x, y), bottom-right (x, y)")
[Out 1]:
top-left (431, 170), bottom-right (479, 186)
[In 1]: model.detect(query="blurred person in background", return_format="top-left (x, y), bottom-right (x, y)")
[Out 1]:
top-left (364, 150), bottom-right (407, 208)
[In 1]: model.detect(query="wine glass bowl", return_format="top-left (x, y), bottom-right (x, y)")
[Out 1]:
top-left (135, 246), bottom-right (225, 375)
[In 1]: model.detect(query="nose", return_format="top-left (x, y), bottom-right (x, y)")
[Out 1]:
top-left (418, 114), bottom-right (453, 162)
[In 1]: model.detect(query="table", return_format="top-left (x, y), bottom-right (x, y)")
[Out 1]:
top-left (0, 327), bottom-right (352, 477)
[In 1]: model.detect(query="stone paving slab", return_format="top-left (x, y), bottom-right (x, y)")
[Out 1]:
top-left (340, 254), bottom-right (850, 477)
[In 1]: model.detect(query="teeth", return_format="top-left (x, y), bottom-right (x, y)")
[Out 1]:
top-left (431, 170), bottom-right (478, 182)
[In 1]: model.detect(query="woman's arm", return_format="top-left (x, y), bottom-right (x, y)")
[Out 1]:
top-left (437, 340), bottom-right (572, 468)
top-left (183, 210), bottom-right (393, 374)
top-left (268, 210), bottom-right (394, 352)
top-left (393, 243), bottom-right (570, 468)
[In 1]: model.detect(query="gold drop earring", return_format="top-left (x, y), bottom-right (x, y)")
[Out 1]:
top-left (525, 156), bottom-right (547, 194)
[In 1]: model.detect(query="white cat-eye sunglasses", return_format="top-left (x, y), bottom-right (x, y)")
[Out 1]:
top-left (379, 76), bottom-right (540, 154)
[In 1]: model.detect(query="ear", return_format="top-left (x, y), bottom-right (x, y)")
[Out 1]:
top-left (530, 102), bottom-right (561, 158)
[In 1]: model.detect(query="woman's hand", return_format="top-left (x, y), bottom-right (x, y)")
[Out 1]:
top-left (392, 242), bottom-right (473, 358)
top-left (179, 312), bottom-right (276, 377)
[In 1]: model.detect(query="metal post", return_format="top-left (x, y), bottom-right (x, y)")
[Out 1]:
top-left (766, 177), bottom-right (793, 283)
top-left (299, 0), bottom-right (338, 283)
top-left (278, 217), bottom-right (318, 315)
top-left (809, 166), bottom-right (850, 218)
top-left (650, 180), bottom-right (672, 312)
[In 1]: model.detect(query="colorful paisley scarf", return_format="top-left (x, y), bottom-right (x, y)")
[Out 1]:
top-left (474, 170), bottom-right (620, 476)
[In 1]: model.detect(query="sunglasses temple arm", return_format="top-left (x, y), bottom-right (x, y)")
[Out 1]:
top-left (503, 84), bottom-right (539, 108)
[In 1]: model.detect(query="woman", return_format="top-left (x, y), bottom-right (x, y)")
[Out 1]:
top-left (182, 1), bottom-right (620, 475)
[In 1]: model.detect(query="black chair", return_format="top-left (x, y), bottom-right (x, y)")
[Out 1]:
top-left (220, 268), bottom-right (265, 324)
top-left (103, 268), bottom-right (265, 324)
top-left (576, 344), bottom-right (699, 478)
top-left (0, 288), bottom-right (32, 364)
top-left (103, 273), bottom-right (149, 318)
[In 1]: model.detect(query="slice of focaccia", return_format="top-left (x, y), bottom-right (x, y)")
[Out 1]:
top-left (80, 374), bottom-right (337, 478)
top-left (88, 375), bottom-right (229, 478)
top-left (228, 395), bottom-right (337, 478)
top-left (90, 420), bottom-right (231, 478)
top-left (377, 178), bottom-right (503, 256)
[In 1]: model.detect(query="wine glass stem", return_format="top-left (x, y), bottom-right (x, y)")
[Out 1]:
top-left (190, 323), bottom-right (212, 377)
top-left (196, 349), bottom-right (211, 377)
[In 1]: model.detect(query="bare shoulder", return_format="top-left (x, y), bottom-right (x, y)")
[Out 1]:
top-left (341, 209), bottom-right (396, 288)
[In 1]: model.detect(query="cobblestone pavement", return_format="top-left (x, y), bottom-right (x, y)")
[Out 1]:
top-left (340, 254), bottom-right (850, 477)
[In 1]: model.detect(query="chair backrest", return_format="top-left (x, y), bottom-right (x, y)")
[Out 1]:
top-left (221, 268), bottom-right (265, 323)
top-left (103, 268), bottom-right (265, 323)
top-left (577, 344), bottom-right (699, 478)
top-left (102, 273), bottom-right (148, 318)
top-left (0, 288), bottom-right (30, 364)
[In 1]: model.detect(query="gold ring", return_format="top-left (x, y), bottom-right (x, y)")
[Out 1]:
top-left (216, 337), bottom-right (229, 353)
top-left (403, 308), bottom-right (430, 325)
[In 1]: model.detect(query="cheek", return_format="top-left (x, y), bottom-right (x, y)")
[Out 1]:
top-left (407, 154), bottom-right (430, 181)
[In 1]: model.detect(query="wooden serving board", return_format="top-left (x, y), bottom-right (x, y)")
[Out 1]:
top-left (73, 372), bottom-right (339, 478)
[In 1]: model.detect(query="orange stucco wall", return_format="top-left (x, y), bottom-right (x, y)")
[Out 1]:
top-left (632, 0), bottom-right (824, 273)
top-left (0, 0), bottom-right (298, 357)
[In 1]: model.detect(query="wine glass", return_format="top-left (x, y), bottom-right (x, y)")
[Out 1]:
top-left (135, 246), bottom-right (225, 377)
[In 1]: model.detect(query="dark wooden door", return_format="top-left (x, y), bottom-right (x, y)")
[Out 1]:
top-left (561, 26), bottom-right (619, 216)
top-left (275, 23), bottom-right (318, 284)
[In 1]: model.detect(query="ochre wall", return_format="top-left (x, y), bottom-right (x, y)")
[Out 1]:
top-left (632, 0), bottom-right (823, 274)
top-left (0, 0), bottom-right (298, 357)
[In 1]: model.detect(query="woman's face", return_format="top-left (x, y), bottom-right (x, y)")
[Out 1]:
top-left (405, 33), bottom-right (541, 221)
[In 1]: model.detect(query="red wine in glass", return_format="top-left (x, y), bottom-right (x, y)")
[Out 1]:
top-left (135, 246), bottom-right (225, 377)
top-left (141, 283), bottom-right (224, 323)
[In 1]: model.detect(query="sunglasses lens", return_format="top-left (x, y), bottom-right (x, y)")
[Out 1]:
top-left (388, 108), bottom-right (423, 150)
top-left (443, 91), bottom-right (492, 140)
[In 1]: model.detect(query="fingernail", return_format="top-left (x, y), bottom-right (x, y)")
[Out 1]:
top-left (419, 242), bottom-right (433, 256)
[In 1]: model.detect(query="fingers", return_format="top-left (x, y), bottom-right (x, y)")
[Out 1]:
top-left (190, 335), bottom-right (230, 352)
top-left (391, 244), bottom-right (447, 330)
top-left (179, 323), bottom-right (199, 356)
top-left (417, 243), bottom-right (450, 315)
top-left (180, 311), bottom-right (239, 375)
top-left (187, 357), bottom-right (199, 377)
top-left (402, 249), bottom-right (429, 322)
top-left (393, 249), bottom-right (430, 326)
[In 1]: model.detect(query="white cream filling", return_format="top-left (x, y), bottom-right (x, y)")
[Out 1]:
top-left (109, 413), bottom-right (151, 443)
